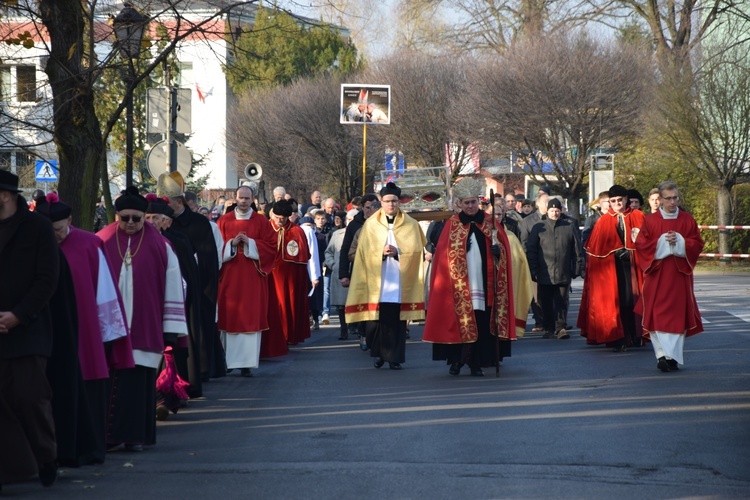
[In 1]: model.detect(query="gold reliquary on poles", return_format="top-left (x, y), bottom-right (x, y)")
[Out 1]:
top-left (378, 166), bottom-right (453, 221)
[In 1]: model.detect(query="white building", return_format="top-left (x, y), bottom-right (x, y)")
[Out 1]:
top-left (0, 2), bottom-right (349, 192)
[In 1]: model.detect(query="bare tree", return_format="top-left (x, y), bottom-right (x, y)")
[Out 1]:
top-left (655, 30), bottom-right (750, 255)
top-left (465, 34), bottom-right (652, 217)
top-left (229, 74), bottom-right (369, 201)
top-left (304, 0), bottom-right (385, 58)
top-left (391, 0), bottom-right (450, 53)
top-left (603, 0), bottom-right (740, 74)
top-left (362, 50), bottom-right (475, 180)
top-left (435, 0), bottom-right (607, 56)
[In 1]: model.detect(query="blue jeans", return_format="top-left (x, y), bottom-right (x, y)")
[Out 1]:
top-left (323, 275), bottom-right (331, 315)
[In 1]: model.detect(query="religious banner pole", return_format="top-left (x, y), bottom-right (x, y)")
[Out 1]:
top-left (340, 84), bottom-right (390, 196)
top-left (489, 189), bottom-right (500, 378)
top-left (362, 123), bottom-right (367, 195)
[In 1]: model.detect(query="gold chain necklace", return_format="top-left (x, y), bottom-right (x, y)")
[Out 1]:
top-left (116, 227), bottom-right (146, 267)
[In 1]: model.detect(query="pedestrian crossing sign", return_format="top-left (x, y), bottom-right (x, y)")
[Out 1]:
top-left (35, 160), bottom-right (58, 182)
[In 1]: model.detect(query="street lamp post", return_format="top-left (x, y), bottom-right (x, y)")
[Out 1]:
top-left (113, 3), bottom-right (148, 188)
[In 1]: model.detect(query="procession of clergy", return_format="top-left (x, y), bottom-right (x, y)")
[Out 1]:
top-left (0, 168), bottom-right (704, 491)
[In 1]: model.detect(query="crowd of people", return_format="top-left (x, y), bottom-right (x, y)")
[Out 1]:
top-left (0, 167), bottom-right (705, 492)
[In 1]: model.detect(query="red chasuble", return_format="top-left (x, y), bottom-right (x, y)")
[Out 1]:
top-left (423, 213), bottom-right (515, 344)
top-left (62, 226), bottom-right (131, 378)
top-left (267, 219), bottom-right (312, 346)
top-left (635, 209), bottom-right (704, 337)
top-left (577, 207), bottom-right (645, 344)
top-left (217, 210), bottom-right (277, 334)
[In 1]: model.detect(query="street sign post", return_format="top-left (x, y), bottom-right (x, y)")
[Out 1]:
top-left (35, 160), bottom-right (58, 182)
top-left (146, 139), bottom-right (192, 180)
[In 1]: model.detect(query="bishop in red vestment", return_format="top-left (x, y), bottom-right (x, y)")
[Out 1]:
top-left (217, 185), bottom-right (277, 376)
top-left (635, 182), bottom-right (703, 372)
top-left (578, 185), bottom-right (645, 350)
top-left (267, 199), bottom-right (313, 347)
top-left (423, 178), bottom-right (515, 376)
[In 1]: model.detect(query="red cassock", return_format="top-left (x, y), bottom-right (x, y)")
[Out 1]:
top-left (267, 220), bottom-right (312, 346)
top-left (423, 214), bottom-right (515, 344)
top-left (635, 210), bottom-right (704, 337)
top-left (217, 210), bottom-right (277, 334)
top-left (577, 207), bottom-right (645, 344)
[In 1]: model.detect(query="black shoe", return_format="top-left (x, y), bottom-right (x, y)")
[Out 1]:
top-left (156, 404), bottom-right (170, 421)
top-left (374, 359), bottom-right (385, 369)
top-left (470, 367), bottom-right (484, 377)
top-left (389, 362), bottom-right (402, 370)
top-left (39, 461), bottom-right (58, 487)
top-left (657, 357), bottom-right (671, 372)
top-left (449, 362), bottom-right (462, 376)
top-left (312, 321), bottom-right (320, 331)
top-left (542, 331), bottom-right (554, 339)
top-left (240, 368), bottom-right (253, 377)
top-left (667, 359), bottom-right (679, 370)
top-left (612, 345), bottom-right (627, 353)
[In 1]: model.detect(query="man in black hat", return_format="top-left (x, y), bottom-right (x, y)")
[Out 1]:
top-left (526, 197), bottom-right (583, 340)
top-left (98, 186), bottom-right (188, 451)
top-left (345, 183), bottom-right (426, 370)
top-left (578, 184), bottom-right (646, 351)
top-left (0, 170), bottom-right (60, 489)
top-left (628, 189), bottom-right (644, 211)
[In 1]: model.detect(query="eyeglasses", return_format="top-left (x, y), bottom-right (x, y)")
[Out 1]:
top-left (661, 196), bottom-right (679, 202)
top-left (381, 199), bottom-right (400, 204)
top-left (120, 215), bottom-right (142, 223)
top-left (609, 197), bottom-right (625, 203)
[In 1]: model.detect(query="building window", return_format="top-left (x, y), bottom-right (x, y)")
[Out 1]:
top-left (177, 61), bottom-right (193, 88)
top-left (16, 151), bottom-right (33, 168)
top-left (0, 67), bottom-right (11, 102)
top-left (0, 151), bottom-right (12, 172)
top-left (0, 66), bottom-right (38, 103)
top-left (17, 66), bottom-right (36, 102)
top-left (16, 151), bottom-right (36, 188)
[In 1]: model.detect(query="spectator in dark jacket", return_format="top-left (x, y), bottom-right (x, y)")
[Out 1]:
top-left (338, 194), bottom-right (378, 349)
top-left (93, 196), bottom-right (107, 232)
top-left (0, 171), bottom-right (60, 489)
top-left (337, 194), bottom-right (378, 284)
top-left (526, 197), bottom-right (583, 340)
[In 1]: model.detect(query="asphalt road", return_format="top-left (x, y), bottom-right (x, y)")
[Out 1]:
top-left (7, 273), bottom-right (750, 499)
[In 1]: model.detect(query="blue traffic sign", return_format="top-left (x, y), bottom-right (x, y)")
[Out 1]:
top-left (35, 160), bottom-right (58, 182)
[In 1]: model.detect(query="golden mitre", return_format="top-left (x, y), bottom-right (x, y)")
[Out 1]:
top-left (156, 171), bottom-right (185, 198)
top-left (452, 177), bottom-right (486, 200)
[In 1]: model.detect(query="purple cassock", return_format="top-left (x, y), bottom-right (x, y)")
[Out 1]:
top-left (60, 226), bottom-right (132, 378)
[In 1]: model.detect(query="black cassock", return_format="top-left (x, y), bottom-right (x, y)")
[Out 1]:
top-left (163, 227), bottom-right (204, 399)
top-left (170, 209), bottom-right (224, 378)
